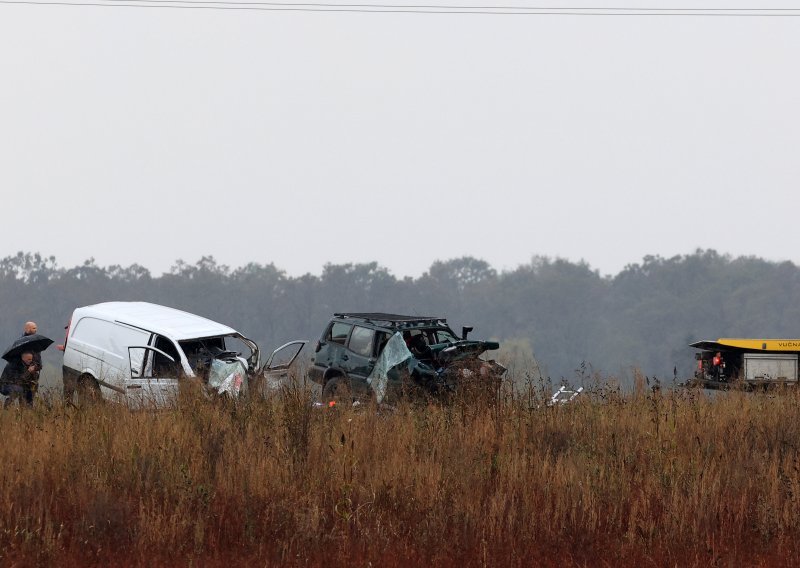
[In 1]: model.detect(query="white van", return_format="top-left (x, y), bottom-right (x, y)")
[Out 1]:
top-left (62, 302), bottom-right (304, 406)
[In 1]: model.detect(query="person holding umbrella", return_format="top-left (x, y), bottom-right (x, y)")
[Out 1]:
top-left (1, 333), bottom-right (53, 407)
top-left (0, 351), bottom-right (40, 407)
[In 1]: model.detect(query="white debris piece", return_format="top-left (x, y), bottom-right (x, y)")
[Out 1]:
top-left (548, 385), bottom-right (583, 406)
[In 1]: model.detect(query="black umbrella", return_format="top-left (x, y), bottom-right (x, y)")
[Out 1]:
top-left (2, 334), bottom-right (54, 362)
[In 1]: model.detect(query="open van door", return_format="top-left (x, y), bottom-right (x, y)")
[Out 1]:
top-left (127, 346), bottom-right (181, 408)
top-left (254, 340), bottom-right (307, 395)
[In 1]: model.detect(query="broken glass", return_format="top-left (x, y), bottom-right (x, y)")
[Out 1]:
top-left (208, 358), bottom-right (248, 396)
top-left (367, 332), bottom-right (413, 404)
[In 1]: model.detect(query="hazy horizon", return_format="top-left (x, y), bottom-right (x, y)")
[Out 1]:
top-left (2, 247), bottom-right (796, 279)
top-left (2, 2), bottom-right (798, 279)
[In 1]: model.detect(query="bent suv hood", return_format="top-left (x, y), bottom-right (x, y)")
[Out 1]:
top-left (433, 340), bottom-right (500, 364)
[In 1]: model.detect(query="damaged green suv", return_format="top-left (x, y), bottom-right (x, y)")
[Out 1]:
top-left (308, 313), bottom-right (505, 404)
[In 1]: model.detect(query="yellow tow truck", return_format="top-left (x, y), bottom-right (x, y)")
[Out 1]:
top-left (688, 338), bottom-right (800, 389)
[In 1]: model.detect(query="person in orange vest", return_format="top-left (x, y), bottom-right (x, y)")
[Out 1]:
top-left (711, 351), bottom-right (724, 381)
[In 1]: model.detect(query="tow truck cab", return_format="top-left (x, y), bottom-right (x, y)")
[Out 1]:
top-left (689, 338), bottom-right (800, 389)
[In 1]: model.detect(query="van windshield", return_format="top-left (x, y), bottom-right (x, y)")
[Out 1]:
top-left (180, 334), bottom-right (258, 378)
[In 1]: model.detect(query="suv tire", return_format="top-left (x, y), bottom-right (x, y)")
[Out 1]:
top-left (322, 376), bottom-right (352, 406)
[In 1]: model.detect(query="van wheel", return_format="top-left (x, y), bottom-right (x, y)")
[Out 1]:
top-left (76, 375), bottom-right (102, 406)
top-left (322, 376), bottom-right (353, 406)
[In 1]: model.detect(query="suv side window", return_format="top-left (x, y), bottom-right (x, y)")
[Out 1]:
top-left (327, 322), bottom-right (352, 345)
top-left (348, 326), bottom-right (375, 357)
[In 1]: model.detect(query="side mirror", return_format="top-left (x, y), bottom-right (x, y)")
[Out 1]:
top-left (462, 326), bottom-right (474, 340)
top-left (314, 340), bottom-right (324, 353)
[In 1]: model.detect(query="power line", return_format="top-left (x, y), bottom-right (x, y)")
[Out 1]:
top-left (2, 0), bottom-right (800, 14)
top-left (75, 1), bottom-right (800, 9)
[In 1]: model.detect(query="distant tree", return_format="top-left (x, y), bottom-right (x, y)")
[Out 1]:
top-left (3, 249), bottom-right (800, 385)
top-left (425, 257), bottom-right (497, 291)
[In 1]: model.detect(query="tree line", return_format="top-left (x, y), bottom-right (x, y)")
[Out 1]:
top-left (2, 250), bottom-right (798, 384)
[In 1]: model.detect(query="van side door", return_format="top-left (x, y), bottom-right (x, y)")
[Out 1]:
top-left (254, 340), bottom-right (308, 395)
top-left (127, 345), bottom-right (181, 408)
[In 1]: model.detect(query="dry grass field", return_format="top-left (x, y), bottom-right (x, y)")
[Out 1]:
top-left (1, 377), bottom-right (800, 567)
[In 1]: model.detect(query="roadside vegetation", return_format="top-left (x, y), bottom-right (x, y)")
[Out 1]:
top-left (2, 376), bottom-right (800, 566)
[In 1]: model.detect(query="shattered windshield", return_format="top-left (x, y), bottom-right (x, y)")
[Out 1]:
top-left (180, 334), bottom-right (255, 377)
top-left (208, 358), bottom-right (248, 397)
top-left (403, 327), bottom-right (460, 346)
top-left (432, 328), bottom-right (460, 344)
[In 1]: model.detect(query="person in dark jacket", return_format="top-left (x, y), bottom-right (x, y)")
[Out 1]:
top-left (1, 351), bottom-right (40, 408)
top-left (22, 321), bottom-right (43, 369)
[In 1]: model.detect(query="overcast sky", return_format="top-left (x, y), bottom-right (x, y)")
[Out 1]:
top-left (1, 2), bottom-right (798, 277)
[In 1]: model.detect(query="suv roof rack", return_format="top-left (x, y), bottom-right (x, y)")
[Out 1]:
top-left (334, 312), bottom-right (447, 327)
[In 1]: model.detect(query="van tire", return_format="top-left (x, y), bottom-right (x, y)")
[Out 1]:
top-left (76, 374), bottom-right (102, 406)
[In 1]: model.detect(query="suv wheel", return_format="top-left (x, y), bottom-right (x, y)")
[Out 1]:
top-left (322, 376), bottom-right (353, 406)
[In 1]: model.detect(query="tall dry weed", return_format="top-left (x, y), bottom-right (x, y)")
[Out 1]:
top-left (0, 381), bottom-right (799, 566)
